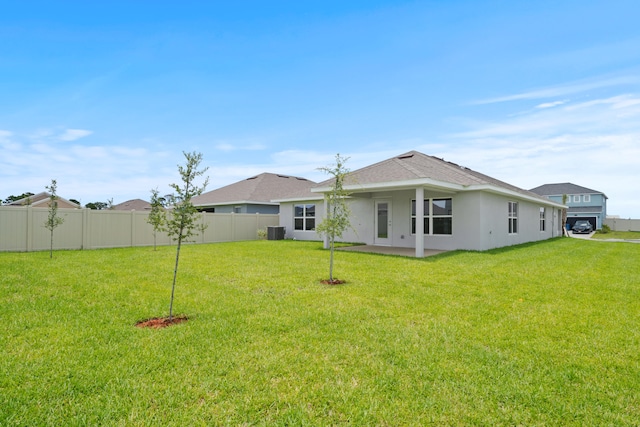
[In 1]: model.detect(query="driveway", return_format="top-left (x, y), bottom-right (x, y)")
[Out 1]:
top-left (569, 231), bottom-right (640, 243)
top-left (569, 231), bottom-right (595, 240)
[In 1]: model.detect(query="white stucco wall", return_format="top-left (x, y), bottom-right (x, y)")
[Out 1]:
top-left (280, 189), bottom-right (561, 252)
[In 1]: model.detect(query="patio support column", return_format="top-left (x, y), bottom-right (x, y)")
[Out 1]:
top-left (415, 187), bottom-right (424, 257)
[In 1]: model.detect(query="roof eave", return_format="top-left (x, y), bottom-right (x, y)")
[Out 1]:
top-left (312, 178), bottom-right (465, 194)
top-left (272, 195), bottom-right (325, 203)
top-left (193, 200), bottom-right (279, 207)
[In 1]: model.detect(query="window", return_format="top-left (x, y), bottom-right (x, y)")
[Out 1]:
top-left (573, 195), bottom-right (581, 203)
top-left (233, 206), bottom-right (242, 214)
top-left (432, 198), bottom-right (453, 234)
top-left (508, 201), bottom-right (518, 234)
top-left (294, 204), bottom-right (315, 230)
top-left (411, 199), bottom-right (429, 234)
top-left (539, 207), bottom-right (546, 232)
top-left (411, 198), bottom-right (452, 235)
top-left (584, 194), bottom-right (591, 203)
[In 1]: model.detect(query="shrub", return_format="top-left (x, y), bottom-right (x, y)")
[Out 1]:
top-left (257, 228), bottom-right (267, 240)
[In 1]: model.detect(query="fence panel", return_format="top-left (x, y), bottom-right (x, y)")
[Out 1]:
top-left (0, 207), bottom-right (28, 251)
top-left (0, 207), bottom-right (279, 252)
top-left (31, 208), bottom-right (85, 251)
top-left (604, 218), bottom-right (640, 232)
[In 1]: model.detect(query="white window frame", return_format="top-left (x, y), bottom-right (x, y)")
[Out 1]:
top-left (573, 195), bottom-right (581, 203)
top-left (411, 198), bottom-right (452, 235)
top-left (584, 194), bottom-right (591, 203)
top-left (508, 201), bottom-right (518, 234)
top-left (294, 204), bottom-right (316, 231)
top-left (539, 207), bottom-right (546, 232)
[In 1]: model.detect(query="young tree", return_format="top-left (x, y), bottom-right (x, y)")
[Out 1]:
top-left (315, 154), bottom-right (352, 283)
top-left (147, 188), bottom-right (166, 251)
top-left (165, 151), bottom-right (209, 320)
top-left (44, 179), bottom-right (64, 259)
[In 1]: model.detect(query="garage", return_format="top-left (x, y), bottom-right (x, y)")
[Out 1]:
top-left (566, 216), bottom-right (597, 230)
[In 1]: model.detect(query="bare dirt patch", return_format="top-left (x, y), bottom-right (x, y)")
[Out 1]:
top-left (321, 279), bottom-right (346, 285)
top-left (135, 315), bottom-right (188, 329)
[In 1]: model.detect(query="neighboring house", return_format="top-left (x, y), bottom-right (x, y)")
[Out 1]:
top-left (113, 199), bottom-right (152, 211)
top-left (529, 183), bottom-right (607, 230)
top-left (5, 192), bottom-right (80, 209)
top-left (275, 151), bottom-right (566, 257)
top-left (192, 172), bottom-right (316, 214)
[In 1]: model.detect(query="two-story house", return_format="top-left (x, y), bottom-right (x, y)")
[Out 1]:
top-left (529, 183), bottom-right (607, 230)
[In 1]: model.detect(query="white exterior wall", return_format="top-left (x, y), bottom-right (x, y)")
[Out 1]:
top-left (280, 189), bottom-right (562, 252)
top-left (280, 200), bottom-right (324, 241)
top-left (470, 192), bottom-right (559, 250)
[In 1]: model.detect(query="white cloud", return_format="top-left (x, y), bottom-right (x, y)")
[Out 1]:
top-left (442, 91), bottom-right (640, 218)
top-left (474, 75), bottom-right (640, 105)
top-left (535, 100), bottom-right (567, 109)
top-left (214, 140), bottom-right (267, 152)
top-left (0, 130), bottom-right (21, 151)
top-left (58, 128), bottom-right (93, 141)
top-left (455, 93), bottom-right (640, 140)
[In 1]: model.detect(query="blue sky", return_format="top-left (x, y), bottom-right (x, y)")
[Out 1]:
top-left (1, 0), bottom-right (639, 217)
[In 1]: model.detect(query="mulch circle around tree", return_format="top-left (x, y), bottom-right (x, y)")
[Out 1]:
top-left (321, 279), bottom-right (346, 285)
top-left (135, 315), bottom-right (188, 329)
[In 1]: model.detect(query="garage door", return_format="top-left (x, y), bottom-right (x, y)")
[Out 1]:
top-left (567, 217), bottom-right (597, 230)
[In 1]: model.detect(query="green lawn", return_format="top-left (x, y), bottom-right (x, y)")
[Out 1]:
top-left (1, 238), bottom-right (639, 426)
top-left (592, 230), bottom-right (640, 240)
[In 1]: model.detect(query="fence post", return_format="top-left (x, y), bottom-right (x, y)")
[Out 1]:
top-left (130, 210), bottom-right (136, 247)
top-left (26, 206), bottom-right (33, 252)
top-left (82, 208), bottom-right (90, 250)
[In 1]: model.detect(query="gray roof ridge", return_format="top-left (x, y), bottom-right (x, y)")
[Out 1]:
top-left (317, 151), bottom-right (416, 187)
top-left (530, 182), bottom-right (605, 197)
top-left (393, 151), bottom-right (429, 178)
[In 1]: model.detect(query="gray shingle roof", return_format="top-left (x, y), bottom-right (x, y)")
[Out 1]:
top-left (113, 199), bottom-right (152, 211)
top-left (529, 183), bottom-right (606, 198)
top-left (314, 151), bottom-right (553, 203)
top-left (192, 172), bottom-right (316, 207)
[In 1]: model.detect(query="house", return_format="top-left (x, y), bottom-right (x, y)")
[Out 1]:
top-left (192, 172), bottom-right (316, 214)
top-left (529, 183), bottom-right (607, 230)
top-left (113, 199), bottom-right (152, 211)
top-left (5, 192), bottom-right (80, 209)
top-left (275, 151), bottom-right (566, 257)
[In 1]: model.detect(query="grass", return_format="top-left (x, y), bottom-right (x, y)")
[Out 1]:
top-left (1, 238), bottom-right (639, 426)
top-left (592, 230), bottom-right (640, 240)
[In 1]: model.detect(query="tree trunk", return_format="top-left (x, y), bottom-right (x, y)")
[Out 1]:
top-left (169, 234), bottom-right (182, 321)
top-left (329, 237), bottom-right (335, 281)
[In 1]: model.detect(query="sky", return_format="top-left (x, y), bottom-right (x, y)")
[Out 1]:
top-left (1, 0), bottom-right (639, 217)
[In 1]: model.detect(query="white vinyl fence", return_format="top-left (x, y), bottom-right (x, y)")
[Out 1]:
top-left (0, 206), bottom-right (279, 252)
top-left (603, 217), bottom-right (640, 232)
